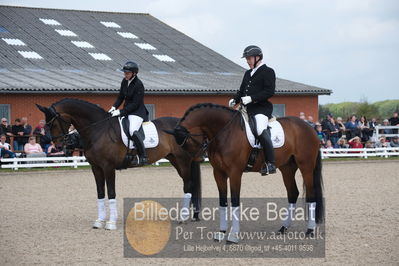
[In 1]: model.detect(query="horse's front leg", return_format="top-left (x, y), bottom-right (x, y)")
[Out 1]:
top-left (104, 168), bottom-right (117, 230)
top-left (213, 168), bottom-right (228, 242)
top-left (91, 164), bottom-right (106, 229)
top-left (227, 172), bottom-right (243, 244)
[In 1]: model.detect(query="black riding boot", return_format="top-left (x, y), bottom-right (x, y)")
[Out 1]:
top-left (131, 131), bottom-right (148, 166)
top-left (258, 129), bottom-right (276, 176)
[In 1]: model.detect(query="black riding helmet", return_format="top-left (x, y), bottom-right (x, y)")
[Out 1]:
top-left (121, 61), bottom-right (139, 73)
top-left (242, 45), bottom-right (263, 68)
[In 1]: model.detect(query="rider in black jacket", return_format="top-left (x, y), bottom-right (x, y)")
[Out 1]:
top-left (230, 45), bottom-right (276, 175)
top-left (108, 61), bottom-right (149, 166)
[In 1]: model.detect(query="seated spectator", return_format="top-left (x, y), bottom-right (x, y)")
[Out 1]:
top-left (336, 117), bottom-right (346, 138)
top-left (348, 136), bottom-right (363, 150)
top-left (47, 141), bottom-right (65, 157)
top-left (334, 137), bottom-right (349, 149)
top-left (21, 117), bottom-right (32, 146)
top-left (24, 137), bottom-right (46, 157)
top-left (321, 113), bottom-right (333, 132)
top-left (375, 136), bottom-right (390, 148)
top-left (388, 112), bottom-right (399, 134)
top-left (345, 115), bottom-right (360, 139)
top-left (0, 134), bottom-right (16, 158)
top-left (65, 125), bottom-right (83, 156)
top-left (390, 136), bottom-right (399, 148)
top-left (364, 141), bottom-right (375, 149)
top-left (11, 118), bottom-right (25, 151)
top-left (382, 119), bottom-right (393, 141)
top-left (33, 120), bottom-right (52, 151)
top-left (325, 139), bottom-right (334, 149)
top-left (358, 116), bottom-right (370, 142)
top-left (315, 123), bottom-right (326, 146)
top-left (0, 118), bottom-right (12, 143)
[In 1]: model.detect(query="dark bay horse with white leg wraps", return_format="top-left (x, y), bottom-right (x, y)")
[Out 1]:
top-left (36, 98), bottom-right (201, 230)
top-left (167, 103), bottom-right (324, 243)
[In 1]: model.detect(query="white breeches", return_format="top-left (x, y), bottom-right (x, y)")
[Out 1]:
top-left (254, 114), bottom-right (269, 136)
top-left (128, 115), bottom-right (143, 136)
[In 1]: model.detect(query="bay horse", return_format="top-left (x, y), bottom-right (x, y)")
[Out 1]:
top-left (167, 103), bottom-right (324, 243)
top-left (37, 98), bottom-right (201, 230)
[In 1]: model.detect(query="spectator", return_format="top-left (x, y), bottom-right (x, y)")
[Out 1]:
top-left (334, 137), bottom-right (349, 149)
top-left (307, 116), bottom-right (315, 128)
top-left (21, 117), bottom-right (32, 146)
top-left (11, 118), bottom-right (25, 151)
top-left (299, 112), bottom-right (306, 120)
top-left (47, 141), bottom-right (65, 157)
top-left (388, 112), bottom-right (399, 134)
top-left (390, 136), bottom-right (399, 148)
top-left (358, 116), bottom-right (370, 142)
top-left (0, 134), bottom-right (16, 158)
top-left (368, 117), bottom-right (378, 130)
top-left (24, 136), bottom-right (46, 157)
top-left (348, 136), bottom-right (363, 149)
top-left (315, 123), bottom-right (326, 146)
top-left (364, 141), bottom-right (375, 149)
top-left (382, 119), bottom-right (393, 141)
top-left (345, 115), bottom-right (360, 140)
top-left (321, 113), bottom-right (333, 132)
top-left (375, 136), bottom-right (390, 148)
top-left (326, 117), bottom-right (340, 146)
top-left (336, 117), bottom-right (346, 138)
top-left (0, 118), bottom-right (12, 143)
top-left (33, 120), bottom-right (52, 151)
top-left (66, 125), bottom-right (82, 156)
top-left (325, 139), bottom-right (334, 149)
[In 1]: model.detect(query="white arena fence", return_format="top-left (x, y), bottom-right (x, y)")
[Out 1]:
top-left (1, 148), bottom-right (398, 170)
top-left (320, 147), bottom-right (399, 159)
top-left (0, 156), bottom-right (209, 170)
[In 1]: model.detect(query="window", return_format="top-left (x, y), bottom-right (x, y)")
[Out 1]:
top-left (0, 104), bottom-right (10, 122)
top-left (152, 54), bottom-right (175, 62)
top-left (0, 26), bottom-right (9, 33)
top-left (145, 104), bottom-right (155, 120)
top-left (272, 104), bottom-right (285, 117)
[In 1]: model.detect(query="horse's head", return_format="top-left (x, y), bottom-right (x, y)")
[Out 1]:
top-left (36, 104), bottom-right (70, 149)
top-left (164, 125), bottom-right (207, 161)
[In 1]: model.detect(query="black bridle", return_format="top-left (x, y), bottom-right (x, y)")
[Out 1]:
top-left (46, 106), bottom-right (112, 146)
top-left (179, 111), bottom-right (239, 158)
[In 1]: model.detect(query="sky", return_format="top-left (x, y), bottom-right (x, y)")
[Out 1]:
top-left (1, 0), bottom-right (399, 104)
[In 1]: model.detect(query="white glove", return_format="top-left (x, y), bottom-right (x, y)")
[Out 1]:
top-left (241, 96), bottom-right (252, 105)
top-left (108, 106), bottom-right (116, 113)
top-left (228, 99), bottom-right (236, 108)
top-left (111, 109), bottom-right (120, 117)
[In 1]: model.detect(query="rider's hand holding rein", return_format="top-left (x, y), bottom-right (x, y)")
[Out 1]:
top-left (108, 106), bottom-right (116, 113)
top-left (111, 110), bottom-right (120, 117)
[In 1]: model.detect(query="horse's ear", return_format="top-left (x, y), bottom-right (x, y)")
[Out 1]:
top-left (36, 104), bottom-right (48, 114)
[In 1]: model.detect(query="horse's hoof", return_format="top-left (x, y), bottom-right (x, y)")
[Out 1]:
top-left (305, 228), bottom-right (314, 237)
top-left (278, 226), bottom-right (288, 234)
top-left (226, 232), bottom-right (239, 244)
top-left (92, 219), bottom-right (105, 229)
top-left (105, 221), bottom-right (117, 230)
top-left (214, 231), bottom-right (226, 242)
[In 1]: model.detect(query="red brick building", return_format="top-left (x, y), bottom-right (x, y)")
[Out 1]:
top-left (0, 6), bottom-right (330, 127)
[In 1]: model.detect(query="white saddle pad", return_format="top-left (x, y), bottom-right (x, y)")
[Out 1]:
top-left (243, 114), bottom-right (285, 148)
top-left (118, 118), bottom-right (159, 149)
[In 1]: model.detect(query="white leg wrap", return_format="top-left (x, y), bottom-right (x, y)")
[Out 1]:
top-left (283, 203), bottom-right (296, 228)
top-left (97, 198), bottom-right (106, 221)
top-left (219, 206), bottom-right (228, 231)
top-left (307, 202), bottom-right (316, 230)
top-left (109, 199), bottom-right (117, 222)
top-left (231, 206), bottom-right (240, 234)
top-left (180, 193), bottom-right (192, 221)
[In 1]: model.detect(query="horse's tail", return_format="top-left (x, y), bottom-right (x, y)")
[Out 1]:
top-left (190, 161), bottom-right (202, 214)
top-left (313, 150), bottom-right (324, 223)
